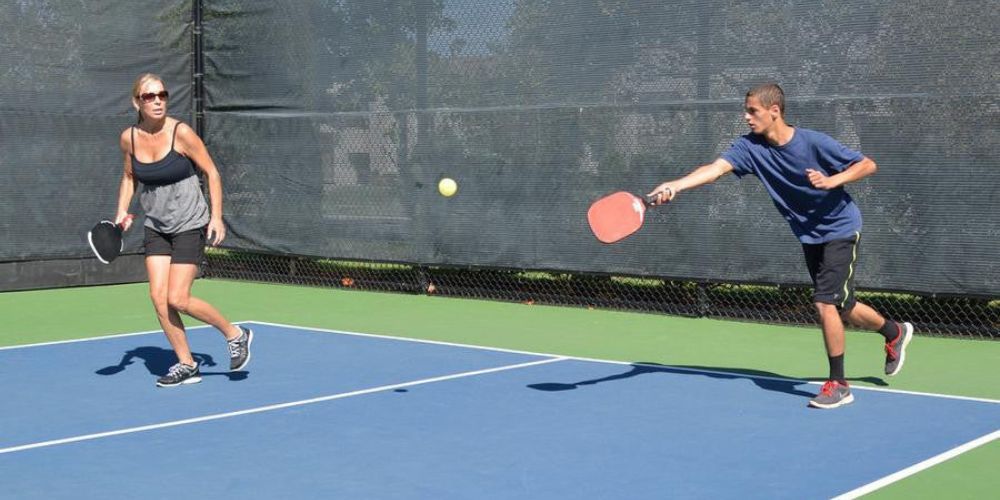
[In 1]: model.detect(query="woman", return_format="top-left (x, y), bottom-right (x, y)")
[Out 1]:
top-left (114, 73), bottom-right (252, 387)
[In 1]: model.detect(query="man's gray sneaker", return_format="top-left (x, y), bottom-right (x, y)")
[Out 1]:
top-left (227, 326), bottom-right (253, 371)
top-left (884, 322), bottom-right (914, 376)
top-left (808, 380), bottom-right (854, 409)
top-left (156, 362), bottom-right (201, 387)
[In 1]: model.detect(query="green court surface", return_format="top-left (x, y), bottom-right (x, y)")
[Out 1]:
top-left (3, 279), bottom-right (998, 498)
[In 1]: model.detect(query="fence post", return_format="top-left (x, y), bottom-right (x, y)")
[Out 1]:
top-left (697, 283), bottom-right (711, 317)
top-left (191, 0), bottom-right (205, 137)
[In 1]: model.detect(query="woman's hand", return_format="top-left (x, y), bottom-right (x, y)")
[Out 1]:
top-left (207, 217), bottom-right (226, 246)
top-left (115, 212), bottom-right (134, 232)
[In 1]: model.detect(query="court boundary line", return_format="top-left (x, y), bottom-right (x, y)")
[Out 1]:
top-left (3, 320), bottom-right (998, 405)
top-left (4, 321), bottom-right (997, 496)
top-left (0, 356), bottom-right (566, 456)
top-left (831, 429), bottom-right (1000, 499)
top-left (0, 325), bottom-right (214, 351)
top-left (253, 321), bottom-right (1000, 498)
top-left (248, 320), bottom-right (1000, 405)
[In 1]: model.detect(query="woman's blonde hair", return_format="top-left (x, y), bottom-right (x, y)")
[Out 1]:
top-left (131, 73), bottom-right (164, 124)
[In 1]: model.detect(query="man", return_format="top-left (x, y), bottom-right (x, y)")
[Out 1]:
top-left (648, 83), bottom-right (913, 409)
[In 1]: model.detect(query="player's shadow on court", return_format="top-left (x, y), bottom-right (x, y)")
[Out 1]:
top-left (527, 362), bottom-right (885, 399)
top-left (95, 346), bottom-right (248, 381)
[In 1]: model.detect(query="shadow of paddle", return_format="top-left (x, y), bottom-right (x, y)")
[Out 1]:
top-left (96, 346), bottom-right (248, 381)
top-left (528, 362), bottom-right (886, 400)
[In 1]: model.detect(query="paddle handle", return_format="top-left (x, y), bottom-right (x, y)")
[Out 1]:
top-left (645, 186), bottom-right (674, 205)
top-left (117, 214), bottom-right (134, 228)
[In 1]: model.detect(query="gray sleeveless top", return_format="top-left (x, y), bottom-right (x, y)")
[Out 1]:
top-left (131, 124), bottom-right (210, 234)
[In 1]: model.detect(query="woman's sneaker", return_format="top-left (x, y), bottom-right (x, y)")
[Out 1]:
top-left (156, 362), bottom-right (202, 387)
top-left (227, 326), bottom-right (254, 371)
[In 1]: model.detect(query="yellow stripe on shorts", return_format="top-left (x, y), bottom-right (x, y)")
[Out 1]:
top-left (841, 232), bottom-right (860, 308)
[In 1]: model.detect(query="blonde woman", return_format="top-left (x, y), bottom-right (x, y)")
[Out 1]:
top-left (115, 73), bottom-right (252, 387)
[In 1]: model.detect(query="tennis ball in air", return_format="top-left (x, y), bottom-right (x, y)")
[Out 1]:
top-left (438, 177), bottom-right (457, 197)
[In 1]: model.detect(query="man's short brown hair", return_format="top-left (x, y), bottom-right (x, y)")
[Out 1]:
top-left (747, 83), bottom-right (785, 115)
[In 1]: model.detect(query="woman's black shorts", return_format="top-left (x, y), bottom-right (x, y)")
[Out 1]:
top-left (143, 226), bottom-right (206, 265)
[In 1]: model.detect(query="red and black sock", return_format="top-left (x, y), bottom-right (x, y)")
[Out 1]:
top-left (879, 320), bottom-right (900, 342)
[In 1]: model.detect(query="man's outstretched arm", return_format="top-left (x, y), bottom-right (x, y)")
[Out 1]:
top-left (647, 158), bottom-right (735, 205)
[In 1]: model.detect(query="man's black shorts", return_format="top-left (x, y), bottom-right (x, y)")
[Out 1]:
top-left (802, 232), bottom-right (860, 312)
top-left (143, 226), bottom-right (206, 265)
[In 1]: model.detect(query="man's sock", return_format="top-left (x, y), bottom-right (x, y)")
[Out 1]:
top-left (879, 319), bottom-right (900, 341)
top-left (829, 354), bottom-right (846, 384)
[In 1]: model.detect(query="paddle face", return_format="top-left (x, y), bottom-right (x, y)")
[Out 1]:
top-left (587, 191), bottom-right (650, 243)
top-left (88, 220), bottom-right (125, 264)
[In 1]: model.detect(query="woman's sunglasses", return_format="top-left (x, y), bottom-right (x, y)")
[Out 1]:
top-left (138, 90), bottom-right (169, 103)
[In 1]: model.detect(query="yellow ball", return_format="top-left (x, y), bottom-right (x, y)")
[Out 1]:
top-left (438, 177), bottom-right (457, 197)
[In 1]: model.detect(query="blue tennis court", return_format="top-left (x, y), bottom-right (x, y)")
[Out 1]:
top-left (2, 322), bottom-right (998, 499)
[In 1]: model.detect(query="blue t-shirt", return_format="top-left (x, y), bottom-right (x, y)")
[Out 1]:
top-left (721, 128), bottom-right (864, 244)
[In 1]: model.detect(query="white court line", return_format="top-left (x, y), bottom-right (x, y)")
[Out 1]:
top-left (4, 320), bottom-right (998, 405)
top-left (832, 429), bottom-right (1000, 499)
top-left (248, 321), bottom-right (1000, 405)
top-left (0, 325), bottom-right (213, 351)
top-left (250, 321), bottom-right (1000, 498)
top-left (4, 321), bottom-right (998, 497)
top-left (0, 356), bottom-right (566, 455)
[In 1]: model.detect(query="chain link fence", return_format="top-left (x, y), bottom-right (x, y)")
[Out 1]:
top-left (204, 250), bottom-right (999, 339)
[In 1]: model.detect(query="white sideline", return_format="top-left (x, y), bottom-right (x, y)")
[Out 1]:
top-left (0, 325), bottom-right (213, 351)
top-left (3, 320), bottom-right (998, 497)
top-left (251, 320), bottom-right (1000, 405)
top-left (0, 356), bottom-right (566, 455)
top-left (4, 320), bottom-right (998, 405)
top-left (832, 429), bottom-right (1000, 499)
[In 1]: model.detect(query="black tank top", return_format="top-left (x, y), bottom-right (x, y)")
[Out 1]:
top-left (130, 124), bottom-right (196, 186)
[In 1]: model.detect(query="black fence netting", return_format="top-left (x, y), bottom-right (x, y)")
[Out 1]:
top-left (202, 0), bottom-right (999, 297)
top-left (3, 1), bottom-right (997, 337)
top-left (0, 1), bottom-right (192, 287)
top-left (200, 0), bottom-right (998, 338)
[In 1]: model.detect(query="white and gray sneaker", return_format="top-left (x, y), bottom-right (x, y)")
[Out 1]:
top-left (808, 380), bottom-right (854, 409)
top-left (156, 362), bottom-right (202, 387)
top-left (884, 322), bottom-right (914, 376)
top-left (227, 326), bottom-right (254, 371)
